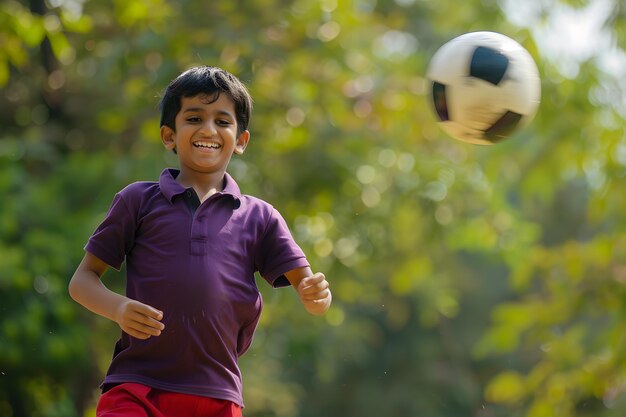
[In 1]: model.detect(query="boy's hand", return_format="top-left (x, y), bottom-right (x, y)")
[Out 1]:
top-left (296, 272), bottom-right (332, 316)
top-left (114, 299), bottom-right (165, 340)
top-left (69, 253), bottom-right (165, 339)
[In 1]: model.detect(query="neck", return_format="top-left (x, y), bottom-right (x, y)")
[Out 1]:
top-left (176, 170), bottom-right (225, 203)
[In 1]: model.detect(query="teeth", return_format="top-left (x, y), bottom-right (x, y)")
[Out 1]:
top-left (194, 141), bottom-right (220, 149)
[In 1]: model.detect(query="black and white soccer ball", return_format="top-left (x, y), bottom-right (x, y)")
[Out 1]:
top-left (427, 31), bottom-right (541, 145)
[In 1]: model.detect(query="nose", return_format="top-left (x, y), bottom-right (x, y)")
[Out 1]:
top-left (199, 120), bottom-right (217, 136)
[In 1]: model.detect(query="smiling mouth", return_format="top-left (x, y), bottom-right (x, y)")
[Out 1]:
top-left (193, 141), bottom-right (221, 149)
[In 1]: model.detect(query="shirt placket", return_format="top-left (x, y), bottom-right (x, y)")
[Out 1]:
top-left (183, 189), bottom-right (208, 256)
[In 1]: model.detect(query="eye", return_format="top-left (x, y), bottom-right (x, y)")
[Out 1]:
top-left (187, 116), bottom-right (201, 123)
top-left (216, 119), bottom-right (233, 126)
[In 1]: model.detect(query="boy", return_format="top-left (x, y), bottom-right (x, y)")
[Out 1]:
top-left (69, 66), bottom-right (332, 417)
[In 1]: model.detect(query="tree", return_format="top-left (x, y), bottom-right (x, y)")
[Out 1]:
top-left (0, 0), bottom-right (624, 416)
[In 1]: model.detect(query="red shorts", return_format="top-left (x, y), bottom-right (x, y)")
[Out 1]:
top-left (96, 383), bottom-right (242, 417)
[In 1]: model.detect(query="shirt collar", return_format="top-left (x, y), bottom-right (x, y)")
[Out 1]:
top-left (159, 168), bottom-right (242, 204)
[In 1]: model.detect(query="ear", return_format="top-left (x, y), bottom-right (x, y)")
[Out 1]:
top-left (234, 130), bottom-right (250, 155)
top-left (160, 125), bottom-right (176, 151)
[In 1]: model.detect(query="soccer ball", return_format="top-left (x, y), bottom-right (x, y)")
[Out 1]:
top-left (426, 31), bottom-right (541, 145)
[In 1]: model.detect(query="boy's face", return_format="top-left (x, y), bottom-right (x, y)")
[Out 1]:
top-left (160, 93), bottom-right (249, 176)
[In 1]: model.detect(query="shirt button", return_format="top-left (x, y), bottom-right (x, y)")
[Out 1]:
top-left (186, 190), bottom-right (192, 197)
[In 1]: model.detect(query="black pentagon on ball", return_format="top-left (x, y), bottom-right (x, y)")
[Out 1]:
top-left (470, 46), bottom-right (509, 85)
top-left (432, 82), bottom-right (449, 121)
top-left (483, 111), bottom-right (523, 142)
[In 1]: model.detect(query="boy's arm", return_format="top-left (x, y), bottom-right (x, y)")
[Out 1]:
top-left (285, 267), bottom-right (332, 316)
top-left (68, 252), bottom-right (165, 339)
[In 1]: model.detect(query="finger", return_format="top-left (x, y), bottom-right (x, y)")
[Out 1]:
top-left (308, 273), bottom-right (326, 284)
top-left (123, 327), bottom-right (153, 340)
top-left (300, 285), bottom-right (329, 300)
top-left (298, 273), bottom-right (324, 287)
top-left (300, 288), bottom-right (331, 301)
top-left (299, 279), bottom-right (329, 295)
top-left (133, 303), bottom-right (164, 321)
top-left (128, 319), bottom-right (163, 336)
top-left (118, 320), bottom-right (155, 339)
top-left (128, 310), bottom-right (165, 331)
top-left (298, 273), bottom-right (327, 290)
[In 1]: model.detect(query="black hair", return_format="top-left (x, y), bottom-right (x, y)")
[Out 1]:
top-left (159, 66), bottom-right (253, 136)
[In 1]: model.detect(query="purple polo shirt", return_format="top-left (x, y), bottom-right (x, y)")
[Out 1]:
top-left (85, 168), bottom-right (309, 407)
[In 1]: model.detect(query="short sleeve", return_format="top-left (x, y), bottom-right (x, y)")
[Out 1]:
top-left (84, 192), bottom-right (137, 270)
top-left (255, 208), bottom-right (309, 288)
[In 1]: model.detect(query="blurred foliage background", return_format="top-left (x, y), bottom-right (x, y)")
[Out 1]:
top-left (1, 0), bottom-right (625, 416)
